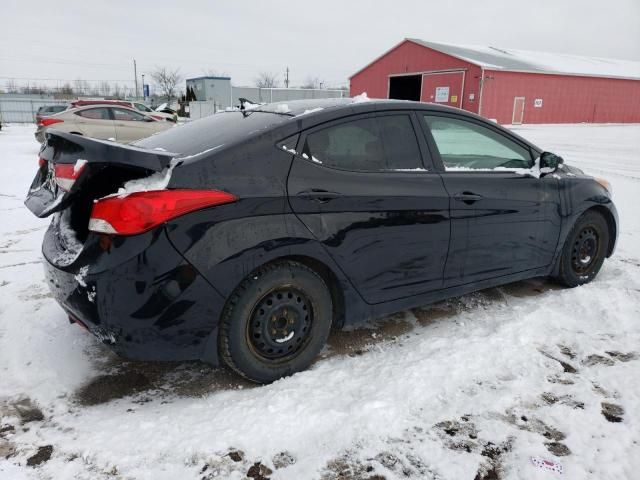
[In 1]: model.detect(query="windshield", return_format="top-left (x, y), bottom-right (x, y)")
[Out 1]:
top-left (135, 111), bottom-right (289, 156)
top-left (135, 103), bottom-right (153, 112)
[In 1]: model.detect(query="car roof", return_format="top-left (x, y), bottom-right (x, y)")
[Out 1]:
top-left (71, 99), bottom-right (132, 107)
top-left (63, 104), bottom-right (149, 118)
top-left (251, 97), bottom-right (484, 118)
top-left (250, 97), bottom-right (542, 154)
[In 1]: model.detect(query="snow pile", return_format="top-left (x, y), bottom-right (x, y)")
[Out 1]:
top-left (281, 145), bottom-right (297, 155)
top-left (115, 159), bottom-right (179, 197)
top-left (242, 101), bottom-right (261, 111)
top-left (352, 92), bottom-right (370, 103)
top-left (51, 210), bottom-right (84, 266)
top-left (302, 153), bottom-right (322, 164)
top-left (295, 107), bottom-right (324, 117)
top-left (445, 157), bottom-right (550, 178)
top-left (274, 104), bottom-right (290, 114)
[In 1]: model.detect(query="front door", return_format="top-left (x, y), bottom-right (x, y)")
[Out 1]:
top-left (420, 113), bottom-right (561, 287)
top-left (512, 97), bottom-right (525, 124)
top-left (111, 107), bottom-right (156, 143)
top-left (287, 112), bottom-right (451, 304)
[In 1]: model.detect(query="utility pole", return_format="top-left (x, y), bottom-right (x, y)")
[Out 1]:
top-left (133, 58), bottom-right (138, 99)
top-left (285, 66), bottom-right (289, 88)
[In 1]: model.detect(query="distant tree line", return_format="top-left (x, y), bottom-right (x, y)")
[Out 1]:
top-left (2, 66), bottom-right (347, 101)
top-left (2, 78), bottom-right (141, 99)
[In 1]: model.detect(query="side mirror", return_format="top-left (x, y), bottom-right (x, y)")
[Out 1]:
top-left (540, 151), bottom-right (564, 171)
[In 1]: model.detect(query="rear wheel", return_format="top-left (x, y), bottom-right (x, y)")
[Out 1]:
top-left (556, 211), bottom-right (609, 287)
top-left (218, 261), bottom-right (333, 383)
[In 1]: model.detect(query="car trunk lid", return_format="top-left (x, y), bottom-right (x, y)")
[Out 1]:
top-left (25, 131), bottom-right (175, 218)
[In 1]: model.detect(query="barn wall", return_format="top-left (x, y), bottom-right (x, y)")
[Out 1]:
top-left (481, 71), bottom-right (640, 124)
top-left (350, 40), bottom-right (483, 113)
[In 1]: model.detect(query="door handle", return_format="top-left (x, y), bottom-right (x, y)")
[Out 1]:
top-left (453, 192), bottom-right (483, 204)
top-left (296, 189), bottom-right (342, 203)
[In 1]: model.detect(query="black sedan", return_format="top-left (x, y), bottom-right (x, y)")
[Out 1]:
top-left (25, 98), bottom-right (618, 383)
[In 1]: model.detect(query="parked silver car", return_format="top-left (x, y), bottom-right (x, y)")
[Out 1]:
top-left (35, 105), bottom-right (173, 143)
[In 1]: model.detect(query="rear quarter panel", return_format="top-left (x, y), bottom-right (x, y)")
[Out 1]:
top-left (165, 130), bottom-right (367, 323)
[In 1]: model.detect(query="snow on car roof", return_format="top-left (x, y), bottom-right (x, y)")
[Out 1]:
top-left (407, 39), bottom-right (640, 80)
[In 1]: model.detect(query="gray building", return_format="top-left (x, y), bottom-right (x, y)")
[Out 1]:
top-left (186, 76), bottom-right (349, 118)
top-left (186, 76), bottom-right (233, 107)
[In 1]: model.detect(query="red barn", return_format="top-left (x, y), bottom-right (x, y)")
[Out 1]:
top-left (350, 39), bottom-right (640, 124)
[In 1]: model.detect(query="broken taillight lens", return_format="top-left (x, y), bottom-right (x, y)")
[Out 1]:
top-left (54, 162), bottom-right (87, 191)
top-left (88, 189), bottom-right (238, 236)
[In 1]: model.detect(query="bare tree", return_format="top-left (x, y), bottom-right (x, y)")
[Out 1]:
top-left (74, 78), bottom-right (90, 96)
top-left (60, 83), bottom-right (74, 95)
top-left (151, 67), bottom-right (182, 102)
top-left (5, 79), bottom-right (19, 93)
top-left (301, 76), bottom-right (323, 89)
top-left (255, 71), bottom-right (279, 88)
top-left (112, 83), bottom-right (122, 99)
top-left (98, 81), bottom-right (111, 97)
top-left (204, 69), bottom-right (228, 77)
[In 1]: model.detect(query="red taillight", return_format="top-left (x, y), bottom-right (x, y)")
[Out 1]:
top-left (54, 161), bottom-right (87, 191)
top-left (88, 189), bottom-right (238, 236)
top-left (38, 157), bottom-right (47, 168)
top-left (42, 118), bottom-right (64, 127)
top-left (150, 115), bottom-right (163, 121)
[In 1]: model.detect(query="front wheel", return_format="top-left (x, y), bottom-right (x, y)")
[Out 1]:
top-left (556, 211), bottom-right (609, 287)
top-left (218, 261), bottom-right (333, 383)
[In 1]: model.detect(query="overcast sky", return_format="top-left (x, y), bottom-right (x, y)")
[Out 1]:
top-left (2, 0), bottom-right (639, 91)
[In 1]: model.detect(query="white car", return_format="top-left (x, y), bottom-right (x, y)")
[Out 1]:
top-left (35, 105), bottom-right (172, 143)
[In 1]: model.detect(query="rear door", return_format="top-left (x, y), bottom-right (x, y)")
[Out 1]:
top-left (287, 111), bottom-right (450, 304)
top-left (73, 107), bottom-right (116, 140)
top-left (418, 113), bottom-right (561, 287)
top-left (111, 107), bottom-right (158, 143)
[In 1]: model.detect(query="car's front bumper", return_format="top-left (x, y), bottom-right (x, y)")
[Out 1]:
top-left (42, 224), bottom-right (226, 363)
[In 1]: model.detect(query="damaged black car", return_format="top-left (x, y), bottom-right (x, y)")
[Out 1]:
top-left (25, 98), bottom-right (618, 383)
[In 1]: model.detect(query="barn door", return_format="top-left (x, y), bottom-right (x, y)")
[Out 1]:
top-left (512, 97), bottom-right (525, 124)
top-left (421, 71), bottom-right (465, 108)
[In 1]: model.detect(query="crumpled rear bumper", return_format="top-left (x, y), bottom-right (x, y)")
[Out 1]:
top-left (42, 224), bottom-right (226, 363)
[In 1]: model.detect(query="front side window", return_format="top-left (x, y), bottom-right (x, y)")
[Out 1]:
top-left (424, 115), bottom-right (532, 170)
top-left (75, 108), bottom-right (110, 120)
top-left (112, 108), bottom-right (148, 122)
top-left (302, 115), bottom-right (423, 171)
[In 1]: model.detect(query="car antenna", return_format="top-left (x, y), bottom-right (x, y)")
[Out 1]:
top-left (239, 98), bottom-right (251, 117)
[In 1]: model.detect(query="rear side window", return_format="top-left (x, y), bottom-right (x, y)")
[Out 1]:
top-left (302, 115), bottom-right (422, 171)
top-left (424, 115), bottom-right (532, 170)
top-left (75, 108), bottom-right (110, 120)
top-left (112, 108), bottom-right (148, 122)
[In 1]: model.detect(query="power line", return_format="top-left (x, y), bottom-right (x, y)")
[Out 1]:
top-left (0, 76), bottom-right (135, 83)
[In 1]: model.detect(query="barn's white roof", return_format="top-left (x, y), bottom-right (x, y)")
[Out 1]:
top-left (397, 39), bottom-right (640, 81)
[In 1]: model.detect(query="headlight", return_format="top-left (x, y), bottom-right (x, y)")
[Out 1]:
top-left (594, 177), bottom-right (612, 196)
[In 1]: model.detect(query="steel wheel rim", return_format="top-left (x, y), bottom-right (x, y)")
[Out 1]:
top-left (571, 226), bottom-right (599, 274)
top-left (247, 287), bottom-right (313, 361)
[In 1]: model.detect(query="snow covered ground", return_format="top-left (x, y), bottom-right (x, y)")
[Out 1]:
top-left (0, 123), bottom-right (639, 480)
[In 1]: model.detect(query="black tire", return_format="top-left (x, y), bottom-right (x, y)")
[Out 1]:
top-left (218, 260), bottom-right (333, 383)
top-left (556, 211), bottom-right (609, 287)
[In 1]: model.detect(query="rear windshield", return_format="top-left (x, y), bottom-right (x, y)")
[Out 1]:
top-left (135, 111), bottom-right (289, 156)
